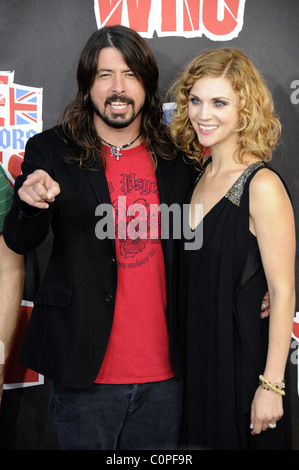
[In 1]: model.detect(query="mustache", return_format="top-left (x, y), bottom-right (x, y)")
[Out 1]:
top-left (105, 94), bottom-right (134, 106)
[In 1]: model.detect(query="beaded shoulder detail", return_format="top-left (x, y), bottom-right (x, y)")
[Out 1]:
top-left (225, 161), bottom-right (265, 207)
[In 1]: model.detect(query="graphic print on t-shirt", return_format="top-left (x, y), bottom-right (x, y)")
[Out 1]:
top-left (105, 149), bottom-right (163, 269)
top-left (111, 193), bottom-right (159, 261)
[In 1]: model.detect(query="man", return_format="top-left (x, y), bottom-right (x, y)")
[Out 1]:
top-left (0, 165), bottom-right (24, 406)
top-left (3, 26), bottom-right (194, 450)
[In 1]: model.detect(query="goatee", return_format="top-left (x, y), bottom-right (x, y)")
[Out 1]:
top-left (91, 95), bottom-right (144, 129)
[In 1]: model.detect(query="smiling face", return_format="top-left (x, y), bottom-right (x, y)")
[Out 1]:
top-left (188, 75), bottom-right (240, 155)
top-left (90, 47), bottom-right (146, 133)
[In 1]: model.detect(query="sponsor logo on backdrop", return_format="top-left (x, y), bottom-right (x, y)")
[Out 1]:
top-left (289, 79), bottom-right (299, 395)
top-left (0, 72), bottom-right (43, 388)
top-left (94, 0), bottom-right (246, 40)
top-left (291, 312), bottom-right (299, 396)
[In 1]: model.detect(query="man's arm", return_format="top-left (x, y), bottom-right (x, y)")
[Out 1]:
top-left (261, 291), bottom-right (270, 319)
top-left (0, 234), bottom-right (24, 405)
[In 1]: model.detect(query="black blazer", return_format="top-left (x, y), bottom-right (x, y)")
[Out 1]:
top-left (4, 127), bottom-right (195, 388)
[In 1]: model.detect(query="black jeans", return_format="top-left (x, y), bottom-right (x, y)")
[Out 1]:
top-left (48, 377), bottom-right (183, 450)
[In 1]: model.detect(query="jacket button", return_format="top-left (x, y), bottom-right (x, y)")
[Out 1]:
top-left (105, 294), bottom-right (113, 303)
top-left (17, 208), bottom-right (24, 221)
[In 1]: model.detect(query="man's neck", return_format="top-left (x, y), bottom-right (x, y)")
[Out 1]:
top-left (94, 116), bottom-right (143, 149)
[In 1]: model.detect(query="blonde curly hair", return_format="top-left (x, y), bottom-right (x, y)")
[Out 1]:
top-left (168, 47), bottom-right (281, 167)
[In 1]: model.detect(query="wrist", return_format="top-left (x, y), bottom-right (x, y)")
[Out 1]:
top-left (259, 374), bottom-right (285, 396)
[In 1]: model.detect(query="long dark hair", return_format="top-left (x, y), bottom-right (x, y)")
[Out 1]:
top-left (57, 25), bottom-right (175, 169)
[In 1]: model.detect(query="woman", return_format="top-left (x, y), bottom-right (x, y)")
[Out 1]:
top-left (168, 48), bottom-right (295, 449)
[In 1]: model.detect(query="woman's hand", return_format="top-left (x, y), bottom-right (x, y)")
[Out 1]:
top-left (250, 385), bottom-right (283, 435)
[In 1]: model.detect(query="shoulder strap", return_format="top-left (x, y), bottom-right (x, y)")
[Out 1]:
top-left (226, 161), bottom-right (264, 207)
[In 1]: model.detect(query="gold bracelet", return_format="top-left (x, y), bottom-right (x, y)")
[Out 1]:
top-left (259, 375), bottom-right (286, 396)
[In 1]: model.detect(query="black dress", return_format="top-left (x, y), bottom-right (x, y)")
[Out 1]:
top-left (179, 158), bottom-right (292, 450)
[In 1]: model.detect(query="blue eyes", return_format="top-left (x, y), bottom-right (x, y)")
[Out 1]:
top-left (190, 98), bottom-right (225, 107)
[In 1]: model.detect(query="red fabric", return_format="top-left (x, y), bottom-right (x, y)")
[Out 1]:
top-left (95, 143), bottom-right (174, 383)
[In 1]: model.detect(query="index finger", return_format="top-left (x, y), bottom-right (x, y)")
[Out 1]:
top-left (23, 169), bottom-right (48, 185)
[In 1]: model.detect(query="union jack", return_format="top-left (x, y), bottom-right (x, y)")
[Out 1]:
top-left (9, 85), bottom-right (41, 126)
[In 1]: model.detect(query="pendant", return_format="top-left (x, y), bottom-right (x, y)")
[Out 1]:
top-left (110, 146), bottom-right (122, 160)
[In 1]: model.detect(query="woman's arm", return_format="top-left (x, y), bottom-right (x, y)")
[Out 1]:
top-left (249, 168), bottom-right (296, 435)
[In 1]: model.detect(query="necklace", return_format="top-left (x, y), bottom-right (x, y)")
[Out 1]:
top-left (101, 132), bottom-right (142, 160)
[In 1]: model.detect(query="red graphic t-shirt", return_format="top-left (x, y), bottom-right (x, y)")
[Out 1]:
top-left (95, 143), bottom-right (174, 384)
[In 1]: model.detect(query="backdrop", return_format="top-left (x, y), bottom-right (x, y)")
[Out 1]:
top-left (0, 0), bottom-right (298, 450)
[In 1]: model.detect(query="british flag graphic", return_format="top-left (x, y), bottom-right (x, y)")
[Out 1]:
top-left (9, 84), bottom-right (42, 126)
top-left (0, 74), bottom-right (43, 187)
